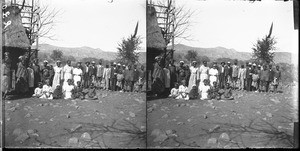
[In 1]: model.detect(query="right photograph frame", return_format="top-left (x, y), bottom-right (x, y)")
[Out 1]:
top-left (146, 0), bottom-right (299, 149)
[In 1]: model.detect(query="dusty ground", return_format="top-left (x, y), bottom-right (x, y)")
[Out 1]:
top-left (147, 84), bottom-right (298, 148)
top-left (4, 90), bottom-right (146, 148)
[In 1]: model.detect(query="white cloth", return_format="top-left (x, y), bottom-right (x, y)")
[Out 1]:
top-left (63, 65), bottom-right (73, 88)
top-left (163, 68), bottom-right (170, 88)
top-left (73, 68), bottom-right (83, 86)
top-left (209, 68), bottom-right (218, 86)
top-left (187, 66), bottom-right (198, 92)
top-left (52, 66), bottom-right (63, 90)
top-left (27, 67), bottom-right (34, 88)
top-left (64, 84), bottom-right (74, 99)
top-left (176, 85), bottom-right (189, 100)
top-left (169, 88), bottom-right (179, 97)
top-left (199, 85), bottom-right (210, 100)
top-left (40, 85), bottom-right (53, 99)
top-left (198, 65), bottom-right (209, 88)
top-left (32, 87), bottom-right (43, 97)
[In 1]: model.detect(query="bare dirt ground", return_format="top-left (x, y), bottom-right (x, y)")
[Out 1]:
top-left (147, 84), bottom-right (298, 149)
top-left (4, 90), bottom-right (146, 148)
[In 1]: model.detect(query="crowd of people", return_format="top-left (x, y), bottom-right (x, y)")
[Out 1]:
top-left (151, 57), bottom-right (282, 101)
top-left (2, 55), bottom-right (146, 100)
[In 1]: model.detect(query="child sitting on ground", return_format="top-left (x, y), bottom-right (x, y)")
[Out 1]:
top-left (40, 80), bottom-right (53, 99)
top-left (269, 77), bottom-right (278, 93)
top-left (53, 84), bottom-right (63, 99)
top-left (199, 79), bottom-right (211, 100)
top-left (175, 80), bottom-right (189, 100)
top-left (72, 81), bottom-right (85, 99)
top-left (208, 81), bottom-right (221, 100)
top-left (189, 84), bottom-right (199, 100)
top-left (86, 83), bottom-right (98, 100)
top-left (63, 79), bottom-right (74, 99)
top-left (32, 82), bottom-right (43, 98)
top-left (169, 83), bottom-right (179, 98)
top-left (220, 83), bottom-right (234, 100)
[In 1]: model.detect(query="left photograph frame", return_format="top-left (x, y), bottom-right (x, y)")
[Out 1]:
top-left (1, 0), bottom-right (146, 149)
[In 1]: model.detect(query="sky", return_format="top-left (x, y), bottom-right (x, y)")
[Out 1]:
top-left (34, 0), bottom-right (146, 52)
top-left (174, 0), bottom-right (298, 57)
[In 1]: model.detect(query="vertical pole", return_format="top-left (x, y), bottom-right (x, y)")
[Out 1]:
top-left (171, 1), bottom-right (175, 61)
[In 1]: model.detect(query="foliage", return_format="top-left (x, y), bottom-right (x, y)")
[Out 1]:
top-left (50, 50), bottom-right (63, 62)
top-left (184, 50), bottom-right (198, 62)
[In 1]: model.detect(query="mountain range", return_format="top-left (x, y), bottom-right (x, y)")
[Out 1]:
top-left (37, 44), bottom-right (146, 63)
top-left (171, 44), bottom-right (292, 64)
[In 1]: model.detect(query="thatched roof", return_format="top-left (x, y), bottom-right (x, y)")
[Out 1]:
top-left (2, 5), bottom-right (30, 49)
top-left (147, 5), bottom-right (166, 50)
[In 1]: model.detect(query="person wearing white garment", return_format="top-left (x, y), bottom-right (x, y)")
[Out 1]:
top-left (73, 63), bottom-right (83, 87)
top-left (187, 61), bottom-right (198, 93)
top-left (63, 60), bottom-right (73, 90)
top-left (197, 61), bottom-right (209, 91)
top-left (209, 64), bottom-right (219, 86)
top-left (52, 60), bottom-right (63, 91)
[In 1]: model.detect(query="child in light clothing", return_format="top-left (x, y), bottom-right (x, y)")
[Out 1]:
top-left (32, 82), bottom-right (43, 98)
top-left (40, 80), bottom-right (53, 99)
top-left (63, 79), bottom-right (74, 99)
top-left (169, 83), bottom-right (179, 98)
top-left (199, 79), bottom-right (210, 100)
top-left (175, 80), bottom-right (189, 100)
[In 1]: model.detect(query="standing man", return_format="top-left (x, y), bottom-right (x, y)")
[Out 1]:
top-left (268, 64), bottom-right (275, 92)
top-left (177, 61), bottom-right (186, 84)
top-left (96, 60), bottom-right (104, 89)
top-left (168, 60), bottom-right (177, 89)
top-left (257, 65), bottom-right (262, 92)
top-left (245, 62), bottom-right (253, 91)
top-left (238, 64), bottom-right (246, 91)
top-left (32, 59), bottom-right (41, 89)
top-left (224, 62), bottom-right (232, 86)
top-left (89, 61), bottom-right (97, 86)
top-left (82, 61), bottom-right (90, 88)
top-left (40, 60), bottom-right (50, 84)
top-left (218, 62), bottom-right (226, 89)
top-left (231, 61), bottom-right (239, 89)
top-left (103, 64), bottom-right (111, 90)
top-left (110, 62), bottom-right (117, 91)
top-left (260, 65), bottom-right (270, 92)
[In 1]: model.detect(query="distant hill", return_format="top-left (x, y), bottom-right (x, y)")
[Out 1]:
top-left (36, 44), bottom-right (146, 64)
top-left (171, 44), bottom-right (292, 64)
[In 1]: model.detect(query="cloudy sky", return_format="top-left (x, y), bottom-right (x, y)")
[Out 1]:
top-left (174, 0), bottom-right (298, 57)
top-left (35, 0), bottom-right (146, 52)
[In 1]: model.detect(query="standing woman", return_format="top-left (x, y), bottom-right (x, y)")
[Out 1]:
top-left (63, 60), bottom-right (73, 89)
top-left (2, 52), bottom-right (11, 99)
top-left (15, 56), bottom-right (29, 95)
top-left (73, 62), bottom-right (83, 87)
top-left (209, 64), bottom-right (219, 86)
top-left (187, 61), bottom-right (198, 92)
top-left (197, 61), bottom-right (210, 90)
top-left (152, 56), bottom-right (165, 96)
top-left (52, 60), bottom-right (63, 91)
top-left (27, 62), bottom-right (35, 95)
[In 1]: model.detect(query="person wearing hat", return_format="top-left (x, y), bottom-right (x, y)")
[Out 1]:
top-left (96, 59), bottom-right (104, 89)
top-left (40, 60), bottom-right (50, 84)
top-left (197, 61), bottom-right (209, 92)
top-left (82, 61), bottom-right (90, 88)
top-left (231, 61), bottom-right (239, 89)
top-left (209, 63), bottom-right (219, 86)
top-left (62, 60), bottom-right (74, 90)
top-left (238, 64), bottom-right (246, 91)
top-left (102, 63), bottom-right (111, 90)
top-left (110, 62), bottom-right (117, 91)
top-left (224, 61), bottom-right (232, 86)
top-left (218, 61), bottom-right (226, 89)
top-left (245, 62), bottom-right (253, 91)
top-left (72, 62), bottom-right (83, 87)
top-left (89, 61), bottom-right (97, 87)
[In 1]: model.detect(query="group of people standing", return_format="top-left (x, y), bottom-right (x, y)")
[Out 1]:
top-left (152, 57), bottom-right (282, 100)
top-left (2, 54), bottom-right (146, 100)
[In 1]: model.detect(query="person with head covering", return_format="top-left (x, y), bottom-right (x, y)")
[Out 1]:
top-left (218, 62), bottom-right (226, 89)
top-left (187, 61), bottom-right (198, 93)
top-left (102, 64), bottom-right (111, 90)
top-left (96, 59), bottom-right (104, 89)
top-left (224, 61), bottom-right (232, 85)
top-left (72, 62), bottom-right (83, 87)
top-left (40, 60), bottom-right (50, 84)
top-left (63, 79), bottom-right (75, 99)
top-left (175, 80), bottom-right (189, 100)
top-left (209, 63), bottom-right (219, 86)
top-left (31, 59), bottom-right (41, 89)
top-left (82, 61), bottom-right (90, 88)
top-left (238, 64), bottom-right (247, 91)
top-left (152, 56), bottom-right (165, 96)
top-left (49, 65), bottom-right (55, 86)
top-left (51, 60), bottom-right (63, 91)
top-left (177, 61), bottom-right (187, 83)
top-left (169, 83), bottom-right (179, 98)
top-left (40, 79), bottom-right (53, 99)
top-left (199, 79), bottom-right (211, 100)
top-left (197, 61), bottom-right (209, 92)
top-left (231, 60), bottom-right (239, 89)
top-left (32, 82), bottom-right (43, 98)
top-left (89, 61), bottom-right (97, 87)
top-left (15, 55), bottom-right (29, 95)
top-left (63, 60), bottom-right (74, 90)
top-left (110, 62), bottom-right (118, 91)
top-left (53, 84), bottom-right (63, 99)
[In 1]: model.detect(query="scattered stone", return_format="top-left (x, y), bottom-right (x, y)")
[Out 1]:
top-left (140, 126), bottom-right (146, 132)
top-left (120, 111), bottom-right (124, 114)
top-left (81, 132), bottom-right (91, 141)
top-left (129, 112), bottom-right (136, 117)
top-left (27, 129), bottom-right (37, 135)
top-left (9, 107), bottom-right (16, 112)
top-left (207, 138), bottom-right (217, 145)
top-left (67, 114), bottom-right (71, 118)
top-left (7, 118), bottom-right (11, 121)
top-left (270, 98), bottom-right (280, 104)
top-left (153, 133), bottom-right (168, 143)
top-left (68, 137), bottom-right (79, 146)
top-left (151, 129), bottom-right (163, 137)
top-left (161, 114), bottom-right (169, 119)
top-left (25, 113), bottom-right (31, 118)
top-left (256, 111), bottom-right (261, 115)
top-left (39, 121), bottom-right (47, 124)
top-left (219, 133), bottom-right (230, 142)
top-left (71, 124), bottom-right (82, 132)
top-left (180, 103), bottom-right (186, 107)
top-left (175, 143), bottom-right (180, 147)
top-left (15, 133), bottom-right (29, 142)
top-left (266, 112), bottom-right (273, 118)
top-left (177, 122), bottom-right (184, 125)
top-left (187, 118), bottom-right (192, 122)
top-left (209, 125), bottom-right (220, 133)
top-left (147, 107), bottom-right (154, 113)
top-left (204, 114), bottom-right (208, 119)
top-left (134, 98), bottom-right (144, 104)
top-left (13, 128), bottom-right (23, 136)
top-left (166, 130), bottom-right (177, 137)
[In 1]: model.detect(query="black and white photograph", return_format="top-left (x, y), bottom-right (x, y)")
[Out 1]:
top-left (2, 0), bottom-right (146, 148)
top-left (146, 0), bottom-right (298, 148)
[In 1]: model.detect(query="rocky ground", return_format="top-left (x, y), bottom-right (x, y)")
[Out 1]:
top-left (4, 90), bottom-right (146, 148)
top-left (147, 84), bottom-right (298, 148)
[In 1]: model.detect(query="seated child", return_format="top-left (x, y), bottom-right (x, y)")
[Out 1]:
top-left (63, 79), bottom-right (74, 99)
top-left (269, 77), bottom-right (278, 93)
top-left (175, 80), bottom-right (189, 100)
top-left (32, 82), bottom-right (43, 98)
top-left (86, 83), bottom-right (98, 100)
top-left (199, 79), bottom-right (210, 100)
top-left (208, 81), bottom-right (221, 100)
top-left (53, 84), bottom-right (63, 99)
top-left (40, 80), bottom-right (53, 99)
top-left (221, 83), bottom-right (234, 100)
top-left (189, 84), bottom-right (199, 100)
top-left (72, 81), bottom-right (85, 99)
top-left (169, 83), bottom-right (179, 98)
top-left (116, 71), bottom-right (124, 91)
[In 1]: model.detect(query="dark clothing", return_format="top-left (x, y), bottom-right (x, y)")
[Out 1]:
top-left (133, 69), bottom-right (140, 82)
top-left (89, 66), bottom-right (97, 77)
top-left (53, 87), bottom-right (63, 99)
top-left (16, 63), bottom-right (29, 94)
top-left (72, 86), bottom-right (84, 99)
top-left (82, 65), bottom-right (90, 88)
top-left (49, 68), bottom-right (55, 86)
top-left (269, 69), bottom-right (275, 82)
top-left (177, 66), bottom-right (187, 83)
top-left (218, 66), bottom-right (225, 89)
top-left (168, 65), bottom-right (177, 89)
top-left (40, 65), bottom-right (50, 84)
top-left (32, 64), bottom-right (41, 87)
top-left (110, 67), bottom-right (117, 91)
top-left (189, 86), bottom-right (198, 100)
top-left (124, 69), bottom-right (134, 91)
